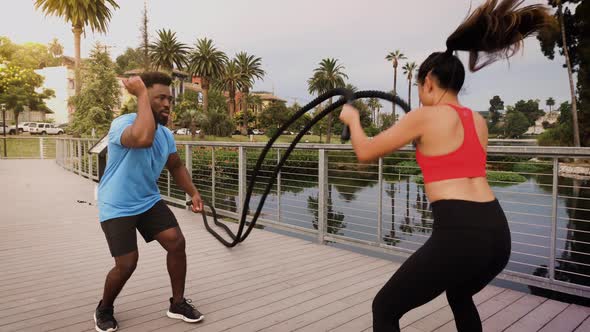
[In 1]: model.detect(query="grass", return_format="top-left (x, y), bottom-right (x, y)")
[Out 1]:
top-left (0, 136), bottom-right (58, 158)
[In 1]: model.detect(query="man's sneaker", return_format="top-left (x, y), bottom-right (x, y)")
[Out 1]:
top-left (94, 300), bottom-right (118, 332)
top-left (167, 298), bottom-right (204, 323)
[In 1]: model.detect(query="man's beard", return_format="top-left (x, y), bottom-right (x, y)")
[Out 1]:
top-left (153, 111), bottom-right (169, 126)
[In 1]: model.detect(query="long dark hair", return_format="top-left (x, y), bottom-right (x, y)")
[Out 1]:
top-left (417, 0), bottom-right (553, 93)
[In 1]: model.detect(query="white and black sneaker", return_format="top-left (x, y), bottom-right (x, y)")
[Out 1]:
top-left (167, 298), bottom-right (204, 323)
top-left (94, 300), bottom-right (118, 332)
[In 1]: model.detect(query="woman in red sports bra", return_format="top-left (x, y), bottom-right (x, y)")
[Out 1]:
top-left (339, 1), bottom-right (552, 331)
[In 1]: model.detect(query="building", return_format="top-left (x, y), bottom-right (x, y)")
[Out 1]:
top-left (34, 61), bottom-right (76, 125)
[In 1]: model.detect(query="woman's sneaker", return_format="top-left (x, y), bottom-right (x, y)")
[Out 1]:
top-left (167, 298), bottom-right (204, 323)
top-left (94, 300), bottom-right (118, 332)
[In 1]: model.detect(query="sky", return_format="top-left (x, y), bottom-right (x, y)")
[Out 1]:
top-left (0, 0), bottom-right (575, 114)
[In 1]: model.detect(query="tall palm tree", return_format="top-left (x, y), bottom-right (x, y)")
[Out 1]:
top-left (149, 29), bottom-right (188, 72)
top-left (34, 0), bottom-right (120, 94)
top-left (402, 62), bottom-right (418, 110)
top-left (236, 52), bottom-right (265, 125)
top-left (553, 0), bottom-right (579, 146)
top-left (385, 50), bottom-right (406, 123)
top-left (48, 38), bottom-right (63, 58)
top-left (187, 38), bottom-right (228, 112)
top-left (307, 58), bottom-right (348, 143)
top-left (216, 59), bottom-right (247, 118)
top-left (367, 98), bottom-right (382, 126)
top-left (546, 97), bottom-right (556, 113)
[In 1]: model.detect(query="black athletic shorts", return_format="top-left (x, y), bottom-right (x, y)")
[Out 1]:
top-left (100, 200), bottom-right (179, 257)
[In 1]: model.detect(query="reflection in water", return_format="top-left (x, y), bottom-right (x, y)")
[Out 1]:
top-left (307, 184), bottom-right (346, 236)
top-left (531, 178), bottom-right (590, 305)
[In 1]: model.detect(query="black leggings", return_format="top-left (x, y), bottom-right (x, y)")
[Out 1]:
top-left (372, 199), bottom-right (511, 332)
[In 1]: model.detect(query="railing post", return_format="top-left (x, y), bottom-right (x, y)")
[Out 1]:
top-left (239, 146), bottom-right (247, 218)
top-left (318, 149), bottom-right (328, 244)
top-left (378, 157), bottom-right (383, 244)
top-left (549, 157), bottom-right (559, 281)
top-left (211, 148), bottom-right (216, 208)
top-left (277, 148), bottom-right (282, 223)
top-left (39, 137), bottom-right (44, 159)
top-left (77, 140), bottom-right (82, 174)
top-left (88, 141), bottom-right (93, 177)
top-left (69, 140), bottom-right (74, 171)
top-left (185, 144), bottom-right (192, 209)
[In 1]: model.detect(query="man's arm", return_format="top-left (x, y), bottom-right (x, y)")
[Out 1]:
top-left (120, 76), bottom-right (156, 148)
top-left (166, 152), bottom-right (203, 212)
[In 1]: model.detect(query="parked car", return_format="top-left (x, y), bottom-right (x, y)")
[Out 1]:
top-left (174, 128), bottom-right (200, 135)
top-left (252, 129), bottom-right (265, 135)
top-left (29, 123), bottom-right (64, 135)
top-left (6, 122), bottom-right (35, 134)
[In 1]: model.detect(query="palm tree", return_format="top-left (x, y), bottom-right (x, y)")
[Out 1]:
top-left (34, 0), bottom-right (119, 94)
top-left (553, 0), bottom-right (579, 146)
top-left (236, 52), bottom-right (265, 128)
top-left (307, 58), bottom-right (348, 143)
top-left (385, 50), bottom-right (406, 123)
top-left (367, 98), bottom-right (382, 126)
top-left (402, 62), bottom-right (418, 109)
top-left (149, 29), bottom-right (188, 72)
top-left (187, 38), bottom-right (228, 112)
top-left (48, 38), bottom-right (63, 58)
top-left (546, 97), bottom-right (556, 114)
top-left (216, 59), bottom-right (247, 118)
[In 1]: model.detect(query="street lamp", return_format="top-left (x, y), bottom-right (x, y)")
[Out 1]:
top-left (1, 103), bottom-right (6, 157)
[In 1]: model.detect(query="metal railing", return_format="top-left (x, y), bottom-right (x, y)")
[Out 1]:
top-left (10, 136), bottom-right (590, 298)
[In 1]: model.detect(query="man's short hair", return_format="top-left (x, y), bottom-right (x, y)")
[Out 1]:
top-left (139, 71), bottom-right (172, 88)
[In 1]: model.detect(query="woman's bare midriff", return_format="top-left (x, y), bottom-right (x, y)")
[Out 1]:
top-left (424, 177), bottom-right (496, 203)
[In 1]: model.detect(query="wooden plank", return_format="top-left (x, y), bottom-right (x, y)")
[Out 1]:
top-left (504, 299), bottom-right (570, 332)
top-left (574, 316), bottom-right (590, 332)
top-left (481, 294), bottom-right (546, 332)
top-left (434, 289), bottom-right (525, 332)
top-left (538, 304), bottom-right (590, 332)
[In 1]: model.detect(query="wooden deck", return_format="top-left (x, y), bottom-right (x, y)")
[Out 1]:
top-left (1, 159), bottom-right (589, 332)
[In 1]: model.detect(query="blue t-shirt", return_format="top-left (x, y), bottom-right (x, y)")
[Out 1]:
top-left (98, 113), bottom-right (177, 222)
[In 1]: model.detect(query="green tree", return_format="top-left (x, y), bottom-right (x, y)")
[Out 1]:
top-left (119, 96), bottom-right (137, 115)
top-left (402, 62), bottom-right (418, 109)
top-left (537, 0), bottom-right (585, 146)
top-left (538, 101), bottom-right (574, 146)
top-left (34, 0), bottom-right (120, 94)
top-left (0, 63), bottom-right (55, 133)
top-left (115, 47), bottom-right (143, 75)
top-left (236, 52), bottom-right (265, 129)
top-left (513, 100), bottom-right (545, 126)
top-left (489, 95), bottom-right (504, 126)
top-left (504, 111), bottom-right (530, 138)
top-left (367, 97), bottom-right (383, 126)
top-left (187, 38), bottom-right (228, 112)
top-left (149, 29), bottom-right (188, 72)
top-left (386, 50), bottom-right (406, 124)
top-left (69, 44), bottom-right (120, 135)
top-left (259, 101), bottom-right (290, 132)
top-left (216, 59), bottom-right (247, 119)
top-left (546, 97), bottom-right (556, 113)
top-left (307, 58), bottom-right (348, 143)
top-left (174, 90), bottom-right (202, 137)
top-left (48, 38), bottom-right (63, 58)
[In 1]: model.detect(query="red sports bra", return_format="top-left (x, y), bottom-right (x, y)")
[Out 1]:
top-left (415, 104), bottom-right (486, 184)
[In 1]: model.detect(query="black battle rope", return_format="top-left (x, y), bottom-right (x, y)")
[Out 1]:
top-left (187, 88), bottom-right (411, 247)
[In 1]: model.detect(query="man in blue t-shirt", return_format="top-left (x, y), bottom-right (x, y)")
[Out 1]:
top-left (94, 72), bottom-right (205, 332)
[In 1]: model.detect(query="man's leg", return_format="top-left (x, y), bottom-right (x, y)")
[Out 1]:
top-left (101, 250), bottom-right (139, 307)
top-left (154, 227), bottom-right (186, 303)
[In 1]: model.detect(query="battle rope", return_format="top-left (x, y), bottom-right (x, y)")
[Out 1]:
top-left (187, 88), bottom-right (411, 247)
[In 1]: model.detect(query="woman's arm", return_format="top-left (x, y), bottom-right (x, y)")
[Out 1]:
top-left (340, 104), bottom-right (427, 162)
